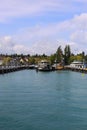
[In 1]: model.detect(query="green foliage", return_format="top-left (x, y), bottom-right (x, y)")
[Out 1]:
top-left (3, 57), bottom-right (11, 65)
top-left (64, 45), bottom-right (71, 65)
top-left (49, 54), bottom-right (56, 64)
top-left (69, 55), bottom-right (83, 64)
top-left (28, 57), bottom-right (35, 64)
top-left (85, 55), bottom-right (87, 62)
top-left (0, 46), bottom-right (86, 66)
top-left (56, 46), bottom-right (63, 63)
top-left (75, 55), bottom-right (83, 61)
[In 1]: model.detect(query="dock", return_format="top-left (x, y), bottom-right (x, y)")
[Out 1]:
top-left (0, 65), bottom-right (34, 74)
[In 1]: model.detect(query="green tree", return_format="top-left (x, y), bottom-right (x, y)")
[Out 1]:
top-left (64, 45), bottom-right (71, 65)
top-left (56, 46), bottom-right (63, 63)
top-left (69, 54), bottom-right (83, 64)
top-left (3, 57), bottom-right (11, 65)
top-left (49, 54), bottom-right (56, 64)
top-left (29, 57), bottom-right (35, 64)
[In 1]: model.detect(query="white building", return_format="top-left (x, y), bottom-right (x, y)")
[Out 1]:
top-left (70, 61), bottom-right (87, 68)
top-left (0, 59), bottom-right (3, 65)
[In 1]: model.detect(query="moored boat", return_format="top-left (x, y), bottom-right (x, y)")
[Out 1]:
top-left (37, 60), bottom-right (52, 71)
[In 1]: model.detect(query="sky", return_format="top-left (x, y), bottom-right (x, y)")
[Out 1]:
top-left (0, 0), bottom-right (87, 55)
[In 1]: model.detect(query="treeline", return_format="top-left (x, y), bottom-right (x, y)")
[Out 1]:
top-left (0, 45), bottom-right (87, 65)
top-left (50, 45), bottom-right (87, 65)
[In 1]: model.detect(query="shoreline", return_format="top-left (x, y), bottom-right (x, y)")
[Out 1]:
top-left (0, 65), bottom-right (87, 74)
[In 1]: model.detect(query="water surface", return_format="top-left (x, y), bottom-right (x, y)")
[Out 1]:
top-left (0, 70), bottom-right (87, 130)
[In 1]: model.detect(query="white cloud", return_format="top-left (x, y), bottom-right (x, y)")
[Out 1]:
top-left (13, 44), bottom-right (31, 54)
top-left (70, 31), bottom-right (87, 44)
top-left (16, 13), bottom-right (87, 54)
top-left (0, 0), bottom-right (64, 22)
top-left (13, 13), bottom-right (87, 40)
top-left (0, 0), bottom-right (87, 23)
top-left (0, 36), bottom-right (14, 53)
top-left (0, 35), bottom-right (66, 55)
top-left (0, 36), bottom-right (31, 54)
top-left (0, 13), bottom-right (87, 55)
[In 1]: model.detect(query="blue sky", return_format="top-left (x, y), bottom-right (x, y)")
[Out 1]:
top-left (0, 0), bottom-right (87, 55)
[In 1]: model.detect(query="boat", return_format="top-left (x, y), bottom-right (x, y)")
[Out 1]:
top-left (37, 60), bottom-right (52, 71)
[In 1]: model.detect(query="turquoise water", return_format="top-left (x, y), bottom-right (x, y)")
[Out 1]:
top-left (0, 70), bottom-right (87, 130)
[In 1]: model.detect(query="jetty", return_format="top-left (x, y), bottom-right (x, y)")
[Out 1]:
top-left (0, 65), bottom-right (34, 74)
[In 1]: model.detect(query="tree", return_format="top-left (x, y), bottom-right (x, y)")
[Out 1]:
top-left (50, 54), bottom-right (56, 64)
top-left (64, 45), bottom-right (71, 65)
top-left (69, 55), bottom-right (83, 63)
top-left (29, 57), bottom-right (35, 64)
top-left (3, 57), bottom-right (11, 65)
top-left (56, 46), bottom-right (63, 63)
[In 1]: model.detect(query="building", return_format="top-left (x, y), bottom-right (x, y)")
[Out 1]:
top-left (70, 60), bottom-right (87, 68)
top-left (0, 58), bottom-right (3, 66)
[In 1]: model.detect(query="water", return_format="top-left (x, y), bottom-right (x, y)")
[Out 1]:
top-left (0, 70), bottom-right (87, 130)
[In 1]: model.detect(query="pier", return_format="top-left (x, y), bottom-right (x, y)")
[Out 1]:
top-left (0, 65), bottom-right (34, 74)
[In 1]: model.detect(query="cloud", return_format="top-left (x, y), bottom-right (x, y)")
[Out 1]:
top-left (13, 13), bottom-right (87, 40)
top-left (0, 0), bottom-right (87, 23)
top-left (0, 36), bottom-right (31, 54)
top-left (0, 0), bottom-right (64, 22)
top-left (13, 44), bottom-right (31, 54)
top-left (0, 35), bottom-right (66, 55)
top-left (70, 31), bottom-right (87, 44)
top-left (0, 13), bottom-right (87, 55)
top-left (15, 13), bottom-right (87, 54)
top-left (0, 35), bottom-right (59, 55)
top-left (0, 36), bottom-right (13, 53)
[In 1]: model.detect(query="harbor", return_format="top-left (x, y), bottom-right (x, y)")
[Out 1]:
top-left (0, 45), bottom-right (87, 74)
top-left (1, 64), bottom-right (87, 74)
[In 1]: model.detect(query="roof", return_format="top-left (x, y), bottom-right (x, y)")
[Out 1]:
top-left (71, 61), bottom-right (83, 64)
top-left (40, 60), bottom-right (48, 63)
